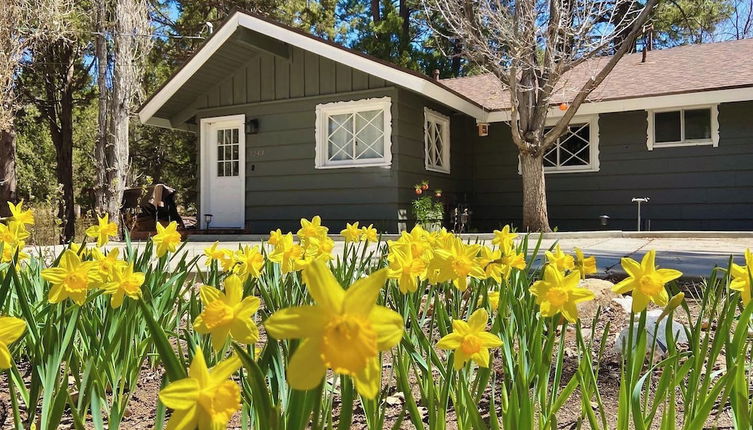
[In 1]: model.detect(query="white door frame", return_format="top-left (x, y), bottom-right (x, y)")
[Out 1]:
top-left (199, 114), bottom-right (246, 229)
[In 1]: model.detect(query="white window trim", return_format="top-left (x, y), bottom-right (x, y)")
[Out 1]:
top-left (516, 115), bottom-right (600, 174)
top-left (314, 97), bottom-right (392, 169)
top-left (646, 104), bottom-right (719, 150)
top-left (424, 108), bottom-right (451, 174)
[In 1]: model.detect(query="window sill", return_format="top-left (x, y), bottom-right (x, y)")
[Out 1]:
top-left (543, 166), bottom-right (600, 175)
top-left (650, 140), bottom-right (715, 149)
top-left (426, 166), bottom-right (451, 174)
top-left (315, 162), bottom-right (392, 170)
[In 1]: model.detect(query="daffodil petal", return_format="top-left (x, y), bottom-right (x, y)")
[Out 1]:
top-left (159, 378), bottom-right (200, 410)
top-left (657, 268), bottom-right (683, 283)
top-left (199, 285), bottom-right (222, 305)
top-left (343, 269), bottom-right (387, 316)
top-left (230, 317), bottom-right (260, 345)
top-left (632, 292), bottom-right (651, 313)
top-left (467, 309), bottom-right (489, 332)
top-left (621, 258), bottom-right (642, 279)
top-left (0, 317), bottom-right (26, 344)
top-left (264, 306), bottom-right (329, 340)
top-left (369, 306), bottom-right (404, 350)
top-left (209, 355), bottom-right (242, 382)
top-left (472, 348), bottom-right (490, 368)
top-left (165, 404), bottom-right (199, 430)
top-left (224, 275), bottom-right (243, 305)
top-left (0, 343), bottom-right (12, 369)
top-left (287, 339), bottom-right (326, 391)
top-left (353, 356), bottom-right (381, 399)
top-left (188, 350), bottom-right (210, 386)
top-left (436, 332), bottom-right (463, 350)
top-left (301, 260), bottom-right (345, 313)
top-left (476, 332), bottom-right (503, 348)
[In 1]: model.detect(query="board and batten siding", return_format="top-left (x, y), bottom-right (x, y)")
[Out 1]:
top-left (471, 100), bottom-right (753, 231)
top-left (195, 46), bottom-right (389, 110)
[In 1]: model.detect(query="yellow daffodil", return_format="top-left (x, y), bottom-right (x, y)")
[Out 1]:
top-left (491, 225), bottom-right (517, 249)
top-left (478, 246), bottom-right (511, 283)
top-left (488, 291), bottom-right (500, 310)
top-left (269, 233), bottom-right (306, 274)
top-left (730, 248), bottom-right (753, 305)
top-left (302, 235), bottom-right (335, 261)
top-left (1, 242), bottom-right (28, 265)
top-left (203, 242), bottom-right (226, 266)
top-left (0, 221), bottom-right (29, 245)
top-left (297, 216), bottom-right (328, 242)
top-left (158, 349), bottom-right (241, 429)
top-left (153, 221), bottom-right (182, 258)
top-left (264, 260), bottom-right (404, 399)
top-left (360, 224), bottom-right (378, 242)
top-left (573, 247), bottom-right (597, 279)
top-left (217, 249), bottom-right (237, 272)
top-left (92, 247), bottom-right (127, 281)
top-left (340, 222), bottom-right (361, 242)
top-left (431, 238), bottom-right (485, 291)
top-left (7, 201), bottom-right (34, 226)
top-left (234, 245), bottom-right (265, 279)
top-left (103, 263), bottom-right (145, 308)
top-left (436, 309), bottom-right (502, 370)
top-left (268, 229), bottom-right (284, 246)
top-left (545, 244), bottom-right (575, 272)
top-left (193, 275), bottom-right (261, 351)
top-left (530, 265), bottom-right (595, 322)
top-left (392, 225), bottom-right (432, 261)
top-left (41, 250), bottom-right (101, 305)
top-left (387, 244), bottom-right (427, 294)
top-left (611, 251), bottom-right (682, 313)
top-left (85, 213), bottom-right (118, 247)
top-left (0, 317), bottom-right (26, 369)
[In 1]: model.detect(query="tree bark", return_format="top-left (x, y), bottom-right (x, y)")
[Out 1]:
top-left (94, 0), bottom-right (110, 213)
top-left (0, 129), bottom-right (17, 217)
top-left (520, 152), bottom-right (551, 232)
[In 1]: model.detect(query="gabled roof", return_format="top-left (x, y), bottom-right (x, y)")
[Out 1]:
top-left (442, 38), bottom-right (753, 117)
top-left (140, 11), bottom-right (753, 127)
top-left (137, 10), bottom-right (488, 128)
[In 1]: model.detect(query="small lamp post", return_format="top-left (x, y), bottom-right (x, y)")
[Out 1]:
top-left (204, 213), bottom-right (213, 230)
top-left (599, 215), bottom-right (610, 228)
top-left (631, 198), bottom-right (650, 231)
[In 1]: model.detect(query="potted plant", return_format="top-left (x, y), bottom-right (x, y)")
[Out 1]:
top-left (411, 181), bottom-right (444, 231)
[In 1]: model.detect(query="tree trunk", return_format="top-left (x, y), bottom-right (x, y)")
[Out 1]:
top-left (94, 0), bottom-right (110, 213)
top-left (0, 129), bottom-right (17, 217)
top-left (520, 152), bottom-right (551, 232)
top-left (52, 104), bottom-right (75, 243)
top-left (398, 0), bottom-right (410, 54)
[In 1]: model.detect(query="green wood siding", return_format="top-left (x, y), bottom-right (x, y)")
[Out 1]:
top-left (471, 101), bottom-right (753, 231)
top-left (196, 88), bottom-right (401, 233)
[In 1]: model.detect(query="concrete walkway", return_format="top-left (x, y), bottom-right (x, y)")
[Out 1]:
top-left (32, 232), bottom-right (753, 279)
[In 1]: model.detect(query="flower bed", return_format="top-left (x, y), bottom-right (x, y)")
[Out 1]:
top-left (0, 209), bottom-right (752, 429)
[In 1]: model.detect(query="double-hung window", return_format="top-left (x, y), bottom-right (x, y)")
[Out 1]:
top-left (424, 108), bottom-right (451, 173)
top-left (315, 97), bottom-right (392, 168)
top-left (647, 105), bottom-right (718, 149)
top-left (541, 116), bottom-right (600, 173)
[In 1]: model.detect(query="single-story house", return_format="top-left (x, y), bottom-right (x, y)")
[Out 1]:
top-left (138, 10), bottom-right (753, 233)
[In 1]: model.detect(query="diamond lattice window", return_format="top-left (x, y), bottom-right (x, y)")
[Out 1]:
top-left (424, 108), bottom-right (450, 173)
top-left (543, 122), bottom-right (596, 172)
top-left (315, 98), bottom-right (392, 168)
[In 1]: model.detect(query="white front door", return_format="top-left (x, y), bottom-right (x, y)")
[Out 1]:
top-left (200, 115), bottom-right (245, 229)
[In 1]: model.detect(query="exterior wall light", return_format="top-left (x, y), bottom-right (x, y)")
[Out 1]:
top-left (245, 119), bottom-right (259, 134)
